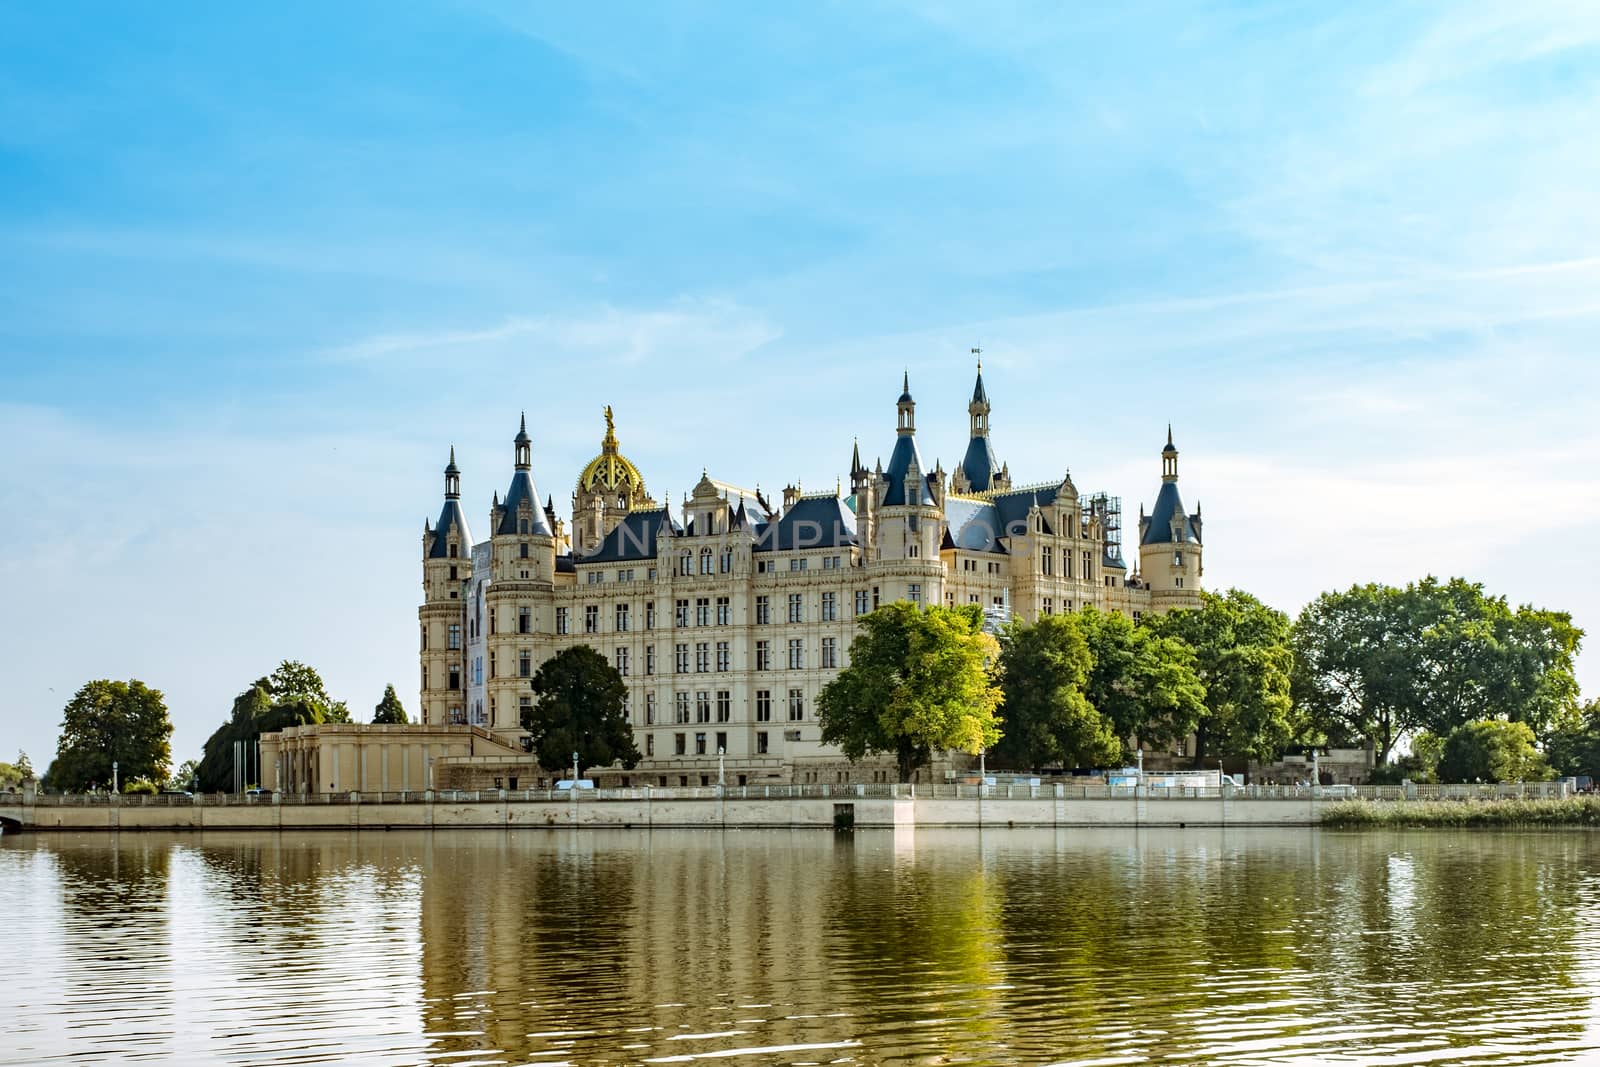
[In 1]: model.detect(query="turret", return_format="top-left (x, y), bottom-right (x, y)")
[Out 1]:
top-left (1137, 426), bottom-right (1203, 610)
top-left (420, 447), bottom-right (473, 726)
top-left (871, 375), bottom-right (943, 603)
top-left (490, 413), bottom-right (557, 582)
top-left (954, 354), bottom-right (1006, 493)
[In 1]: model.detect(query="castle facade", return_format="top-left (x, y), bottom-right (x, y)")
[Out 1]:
top-left (419, 367), bottom-right (1203, 786)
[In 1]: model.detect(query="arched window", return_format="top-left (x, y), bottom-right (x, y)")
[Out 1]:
top-left (700, 548), bottom-right (713, 574)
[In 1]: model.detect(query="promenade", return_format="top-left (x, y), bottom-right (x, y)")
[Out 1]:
top-left (1, 781), bottom-right (1572, 833)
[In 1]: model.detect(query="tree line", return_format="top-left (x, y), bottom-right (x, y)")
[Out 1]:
top-left (818, 577), bottom-right (1587, 784)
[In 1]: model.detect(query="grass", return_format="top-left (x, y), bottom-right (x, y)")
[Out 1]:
top-left (1321, 795), bottom-right (1600, 828)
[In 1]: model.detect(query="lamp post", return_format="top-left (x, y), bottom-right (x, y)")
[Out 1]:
top-left (112, 760), bottom-right (119, 796)
top-left (572, 750), bottom-right (579, 784)
top-left (718, 746), bottom-right (725, 791)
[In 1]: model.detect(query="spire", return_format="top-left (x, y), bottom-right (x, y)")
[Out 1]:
top-left (514, 413), bottom-right (532, 470)
top-left (971, 348), bottom-right (988, 406)
top-left (961, 355), bottom-right (1001, 491)
top-left (851, 437), bottom-right (862, 476)
top-left (1162, 426), bottom-right (1178, 481)
top-left (896, 373), bottom-right (916, 434)
top-left (444, 446), bottom-right (460, 499)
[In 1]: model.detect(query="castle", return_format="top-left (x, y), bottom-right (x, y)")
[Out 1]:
top-left (418, 366), bottom-right (1204, 786)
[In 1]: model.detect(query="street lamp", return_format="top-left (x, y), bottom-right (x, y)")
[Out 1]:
top-left (113, 760), bottom-right (119, 795)
top-left (572, 750), bottom-right (579, 784)
top-left (718, 746), bottom-right (725, 790)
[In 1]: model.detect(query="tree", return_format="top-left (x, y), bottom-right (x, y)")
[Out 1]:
top-left (818, 603), bottom-right (1002, 782)
top-left (44, 680), bottom-right (174, 793)
top-left (1293, 578), bottom-right (1584, 761)
top-left (1076, 607), bottom-right (1206, 757)
top-left (1436, 719), bottom-right (1552, 783)
top-left (0, 761), bottom-right (19, 791)
top-left (372, 684), bottom-right (409, 725)
top-left (522, 645), bottom-right (639, 777)
top-left (267, 660), bottom-right (350, 723)
top-left (992, 615), bottom-right (1118, 771)
top-left (1545, 699), bottom-right (1600, 780)
top-left (166, 759), bottom-right (199, 792)
top-left (1151, 590), bottom-right (1294, 766)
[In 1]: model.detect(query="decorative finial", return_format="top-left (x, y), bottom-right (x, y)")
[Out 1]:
top-left (520, 412), bottom-right (527, 433)
top-left (1167, 423), bottom-right (1173, 447)
top-left (972, 346), bottom-right (982, 373)
top-left (903, 369), bottom-right (909, 393)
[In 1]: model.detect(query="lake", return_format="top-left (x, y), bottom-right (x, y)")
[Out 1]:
top-left (2, 828), bottom-right (1597, 1065)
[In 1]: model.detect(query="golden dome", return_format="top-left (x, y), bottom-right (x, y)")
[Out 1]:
top-left (577, 405), bottom-right (647, 498)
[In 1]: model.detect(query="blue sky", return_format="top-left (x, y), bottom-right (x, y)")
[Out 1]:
top-left (3, 2), bottom-right (1599, 769)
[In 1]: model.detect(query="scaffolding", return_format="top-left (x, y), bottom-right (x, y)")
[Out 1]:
top-left (1081, 492), bottom-right (1124, 566)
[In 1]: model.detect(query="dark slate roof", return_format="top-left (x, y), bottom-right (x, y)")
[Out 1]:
top-left (497, 470), bottom-right (553, 537)
top-left (882, 433), bottom-right (936, 507)
top-left (1140, 481), bottom-right (1200, 545)
top-left (752, 496), bottom-right (858, 552)
top-left (991, 485), bottom-right (1060, 535)
top-left (584, 507), bottom-right (681, 563)
top-left (959, 434), bottom-right (1001, 492)
top-left (427, 500), bottom-right (474, 558)
top-left (897, 371), bottom-right (912, 404)
top-left (972, 368), bottom-right (988, 405)
top-left (944, 497), bottom-right (1005, 553)
top-left (556, 555), bottom-right (576, 573)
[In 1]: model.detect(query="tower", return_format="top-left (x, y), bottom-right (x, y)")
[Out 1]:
top-left (419, 447), bottom-right (473, 726)
top-left (1137, 426), bottom-right (1203, 610)
top-left (953, 354), bottom-right (1008, 493)
top-left (870, 374), bottom-right (944, 605)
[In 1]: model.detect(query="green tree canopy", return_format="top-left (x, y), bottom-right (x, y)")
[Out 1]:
top-left (1436, 719), bottom-right (1552, 783)
top-left (44, 680), bottom-right (174, 793)
top-left (1076, 606), bottom-right (1206, 757)
top-left (1544, 699), bottom-right (1600, 781)
top-left (522, 645), bottom-right (639, 777)
top-left (372, 684), bottom-right (409, 725)
top-left (1293, 578), bottom-right (1583, 761)
top-left (16, 751), bottom-right (32, 779)
top-left (0, 761), bottom-right (20, 791)
top-left (817, 603), bottom-right (1002, 782)
top-left (166, 758), bottom-right (200, 792)
top-left (267, 660), bottom-right (350, 723)
top-left (992, 614), bottom-right (1118, 772)
top-left (1152, 590), bottom-right (1294, 766)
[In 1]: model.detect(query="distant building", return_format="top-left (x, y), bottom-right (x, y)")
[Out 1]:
top-left (419, 365), bottom-right (1205, 785)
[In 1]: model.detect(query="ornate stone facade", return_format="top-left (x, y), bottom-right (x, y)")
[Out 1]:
top-left (418, 368), bottom-right (1205, 785)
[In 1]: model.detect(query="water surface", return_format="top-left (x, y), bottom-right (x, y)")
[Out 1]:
top-left (3, 827), bottom-right (1597, 1065)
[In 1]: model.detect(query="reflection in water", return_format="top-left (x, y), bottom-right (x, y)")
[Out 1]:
top-left (2, 828), bottom-right (1598, 1065)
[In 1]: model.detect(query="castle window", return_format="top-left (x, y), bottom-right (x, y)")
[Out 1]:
top-left (646, 601), bottom-right (657, 629)
top-left (716, 641), bottom-right (730, 672)
top-left (716, 731), bottom-right (727, 754)
top-left (449, 565), bottom-right (458, 581)
top-left (821, 637), bottom-right (837, 669)
top-left (646, 645), bottom-right (656, 675)
top-left (616, 604), bottom-right (630, 632)
top-left (756, 596), bottom-right (771, 625)
top-left (716, 596), bottom-right (730, 625)
top-left (700, 548), bottom-right (714, 574)
top-left (675, 599), bottom-right (689, 627)
top-left (449, 665), bottom-right (461, 690)
top-left (646, 692), bottom-right (656, 723)
top-left (675, 732), bottom-right (686, 756)
top-left (675, 643), bottom-right (689, 673)
top-left (756, 690), bottom-right (772, 722)
top-left (788, 689), bottom-right (804, 721)
top-left (695, 642), bottom-right (710, 673)
top-left (448, 623), bottom-right (461, 650)
top-left (696, 598), bottom-right (710, 626)
top-left (788, 594), bottom-right (804, 623)
top-left (695, 732), bottom-right (707, 755)
top-left (646, 734), bottom-right (655, 756)
top-left (756, 731), bottom-right (769, 754)
top-left (518, 651), bottom-right (531, 678)
top-left (696, 692), bottom-right (710, 723)
top-left (556, 607), bottom-right (569, 635)
top-left (788, 639), bottom-right (804, 670)
top-left (720, 549), bottom-right (733, 573)
top-left (519, 607), bottom-right (531, 634)
top-left (855, 590), bottom-right (870, 615)
top-left (520, 519), bottom-right (528, 535)
top-left (1174, 551), bottom-right (1183, 567)
top-left (716, 691), bottom-right (730, 722)
top-left (1043, 598), bottom-right (1054, 615)
top-left (520, 543), bottom-right (529, 559)
top-left (679, 551), bottom-right (692, 576)
top-left (615, 648), bottom-right (629, 676)
top-left (908, 544), bottom-right (918, 558)
top-left (821, 592), bottom-right (837, 621)
top-left (756, 640), bottom-right (771, 671)
top-left (1041, 547), bottom-right (1053, 577)
top-left (1176, 577), bottom-right (1184, 588)
top-left (907, 583), bottom-right (922, 605)
top-left (420, 626), bottom-right (428, 651)
top-left (449, 544), bottom-right (458, 558)
top-left (585, 605), bottom-right (599, 633)
top-left (675, 692), bottom-right (690, 724)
